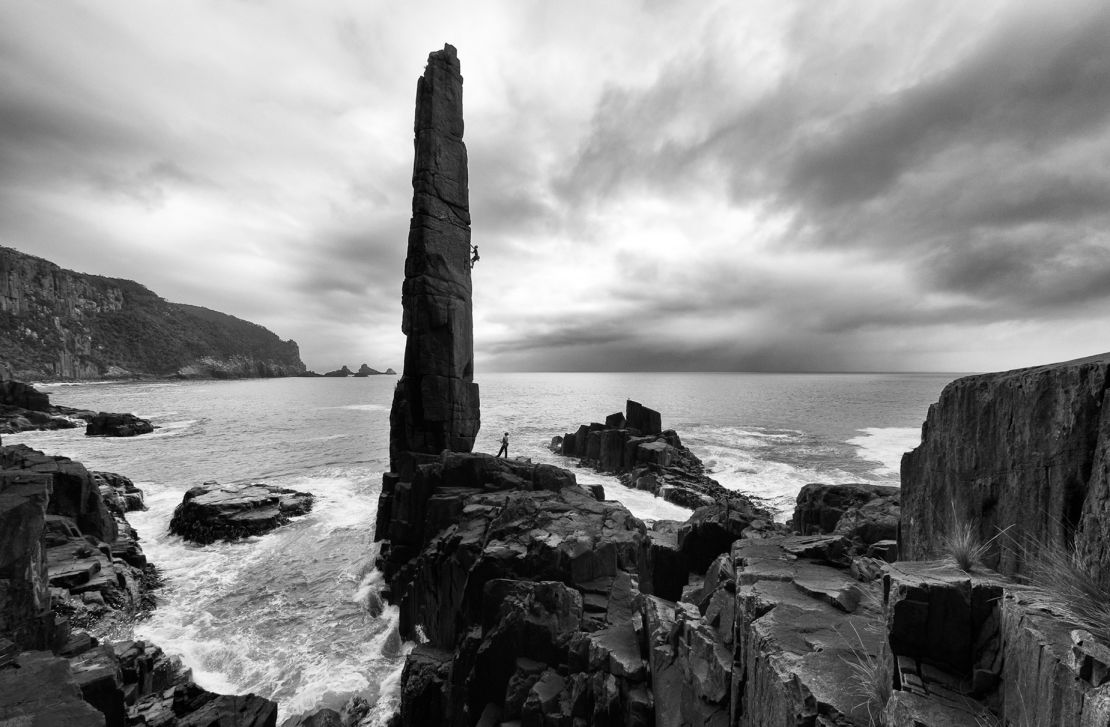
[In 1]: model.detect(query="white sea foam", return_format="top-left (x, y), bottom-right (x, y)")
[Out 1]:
top-left (125, 469), bottom-right (399, 722)
top-left (848, 427), bottom-right (922, 478)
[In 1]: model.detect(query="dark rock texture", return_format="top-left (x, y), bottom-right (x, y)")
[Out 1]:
top-left (168, 481), bottom-right (314, 544)
top-left (323, 366), bottom-right (352, 377)
top-left (792, 482), bottom-right (900, 554)
top-left (0, 379), bottom-right (93, 434)
top-left (901, 352), bottom-right (1110, 583)
top-left (0, 471), bottom-right (53, 651)
top-left (558, 399), bottom-right (773, 515)
top-left (0, 245), bottom-right (305, 380)
top-left (85, 412), bottom-right (154, 437)
top-left (388, 44), bottom-right (480, 471)
top-left (1, 445), bottom-right (117, 543)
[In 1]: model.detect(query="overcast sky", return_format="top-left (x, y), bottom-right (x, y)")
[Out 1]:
top-left (2, 0), bottom-right (1108, 373)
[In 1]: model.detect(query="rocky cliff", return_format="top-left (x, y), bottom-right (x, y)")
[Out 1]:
top-left (388, 44), bottom-right (480, 470)
top-left (901, 352), bottom-right (1110, 585)
top-left (0, 246), bottom-right (305, 380)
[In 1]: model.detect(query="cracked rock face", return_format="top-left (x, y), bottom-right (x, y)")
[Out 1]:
top-left (900, 353), bottom-right (1110, 584)
top-left (390, 44), bottom-right (480, 471)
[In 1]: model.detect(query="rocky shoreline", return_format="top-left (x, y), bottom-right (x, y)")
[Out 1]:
top-left (0, 442), bottom-right (281, 726)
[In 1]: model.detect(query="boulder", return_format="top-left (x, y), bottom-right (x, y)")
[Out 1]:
top-left (168, 481), bottom-right (314, 544)
top-left (85, 413), bottom-right (154, 437)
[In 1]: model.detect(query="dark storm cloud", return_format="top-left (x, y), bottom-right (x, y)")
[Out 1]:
top-left (549, 0), bottom-right (1110, 359)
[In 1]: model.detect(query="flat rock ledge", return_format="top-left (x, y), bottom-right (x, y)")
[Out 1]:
top-left (168, 481), bottom-right (314, 544)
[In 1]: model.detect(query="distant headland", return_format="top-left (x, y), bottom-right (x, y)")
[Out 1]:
top-left (0, 245), bottom-right (306, 381)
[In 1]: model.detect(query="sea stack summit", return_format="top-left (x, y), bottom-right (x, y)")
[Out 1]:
top-left (388, 43), bottom-right (480, 471)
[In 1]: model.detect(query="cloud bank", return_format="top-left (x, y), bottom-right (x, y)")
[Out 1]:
top-left (1, 0), bottom-right (1107, 372)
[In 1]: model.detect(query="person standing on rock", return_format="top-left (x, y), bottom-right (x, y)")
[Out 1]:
top-left (496, 431), bottom-right (509, 458)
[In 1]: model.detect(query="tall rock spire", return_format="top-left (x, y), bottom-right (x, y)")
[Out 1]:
top-left (389, 44), bottom-right (480, 471)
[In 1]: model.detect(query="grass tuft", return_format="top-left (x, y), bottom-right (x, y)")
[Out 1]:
top-left (841, 623), bottom-right (892, 727)
top-left (940, 501), bottom-right (992, 572)
top-left (1019, 537), bottom-right (1110, 646)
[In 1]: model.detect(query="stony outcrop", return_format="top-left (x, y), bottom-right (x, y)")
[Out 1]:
top-left (0, 470), bottom-right (54, 651)
top-left (0, 245), bottom-right (305, 380)
top-left (793, 482), bottom-right (900, 558)
top-left (323, 366), bottom-right (352, 377)
top-left (85, 412), bottom-right (155, 437)
top-left (388, 44), bottom-right (480, 471)
top-left (554, 399), bottom-right (768, 513)
top-left (168, 481), bottom-right (314, 544)
top-left (901, 352), bottom-right (1110, 585)
top-left (0, 379), bottom-right (96, 434)
top-left (1, 445), bottom-right (279, 725)
top-left (354, 364), bottom-right (382, 377)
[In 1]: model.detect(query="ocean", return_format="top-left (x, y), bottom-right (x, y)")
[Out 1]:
top-left (10, 371), bottom-right (955, 723)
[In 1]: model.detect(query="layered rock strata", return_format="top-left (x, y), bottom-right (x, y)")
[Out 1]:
top-left (901, 352), bottom-right (1110, 585)
top-left (388, 44), bottom-right (480, 471)
top-left (0, 444), bottom-right (279, 725)
top-left (168, 481), bottom-right (314, 544)
top-left (554, 399), bottom-right (758, 511)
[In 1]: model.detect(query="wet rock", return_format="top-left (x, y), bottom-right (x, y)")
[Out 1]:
top-left (85, 412), bottom-right (154, 437)
top-left (93, 471), bottom-right (145, 514)
top-left (168, 481), bottom-right (313, 544)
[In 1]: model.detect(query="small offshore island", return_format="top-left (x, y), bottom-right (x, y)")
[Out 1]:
top-left (3, 44), bottom-right (1110, 727)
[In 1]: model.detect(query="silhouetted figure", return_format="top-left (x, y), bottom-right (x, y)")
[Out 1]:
top-left (470, 245), bottom-right (480, 269)
top-left (496, 431), bottom-right (509, 458)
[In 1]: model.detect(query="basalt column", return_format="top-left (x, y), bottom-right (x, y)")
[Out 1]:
top-left (388, 44), bottom-right (480, 472)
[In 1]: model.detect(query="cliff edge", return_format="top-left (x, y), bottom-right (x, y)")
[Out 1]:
top-left (901, 351), bottom-right (1110, 587)
top-left (0, 246), bottom-right (306, 380)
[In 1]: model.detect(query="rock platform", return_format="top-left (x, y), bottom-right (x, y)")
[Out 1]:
top-left (168, 481), bottom-right (314, 544)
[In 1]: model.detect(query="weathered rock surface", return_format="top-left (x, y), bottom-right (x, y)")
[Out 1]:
top-left (1, 444), bottom-right (278, 726)
top-left (168, 481), bottom-right (314, 544)
top-left (388, 44), bottom-right (480, 470)
top-left (901, 352), bottom-right (1110, 584)
top-left (0, 470), bottom-right (53, 651)
top-left (792, 482), bottom-right (900, 556)
top-left (85, 412), bottom-right (155, 437)
top-left (557, 399), bottom-right (776, 518)
top-left (0, 649), bottom-right (107, 725)
top-left (323, 366), bottom-right (352, 377)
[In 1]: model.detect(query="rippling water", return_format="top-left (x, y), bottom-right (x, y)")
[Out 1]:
top-left (10, 371), bottom-right (955, 722)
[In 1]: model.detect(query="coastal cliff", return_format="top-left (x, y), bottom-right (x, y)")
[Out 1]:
top-left (0, 245), bottom-right (305, 380)
top-left (901, 352), bottom-right (1110, 584)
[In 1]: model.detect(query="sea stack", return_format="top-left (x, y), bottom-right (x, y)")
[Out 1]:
top-left (388, 43), bottom-right (480, 472)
